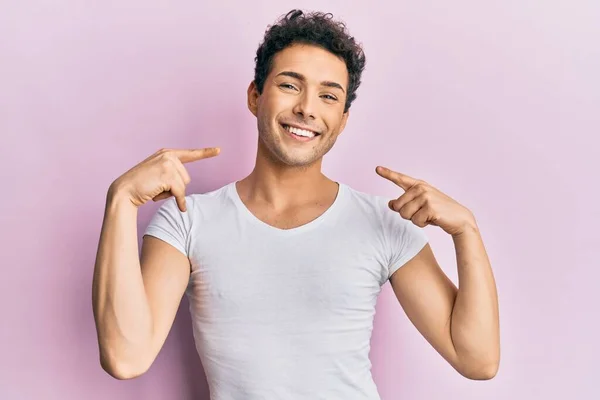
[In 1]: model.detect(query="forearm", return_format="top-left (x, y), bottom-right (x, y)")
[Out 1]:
top-left (450, 220), bottom-right (500, 379)
top-left (92, 186), bottom-right (153, 376)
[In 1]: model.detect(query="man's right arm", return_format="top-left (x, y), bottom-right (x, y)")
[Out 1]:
top-left (92, 188), bottom-right (190, 379)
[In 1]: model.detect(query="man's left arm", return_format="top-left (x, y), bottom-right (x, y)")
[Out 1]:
top-left (376, 166), bottom-right (500, 380)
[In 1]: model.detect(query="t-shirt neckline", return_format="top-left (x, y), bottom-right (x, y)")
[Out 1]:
top-left (228, 181), bottom-right (346, 236)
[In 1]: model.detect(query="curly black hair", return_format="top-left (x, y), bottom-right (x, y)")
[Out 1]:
top-left (254, 9), bottom-right (366, 113)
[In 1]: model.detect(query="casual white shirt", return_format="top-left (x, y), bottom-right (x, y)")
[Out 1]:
top-left (144, 181), bottom-right (428, 399)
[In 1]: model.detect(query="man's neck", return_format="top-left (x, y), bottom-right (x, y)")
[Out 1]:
top-left (237, 156), bottom-right (335, 211)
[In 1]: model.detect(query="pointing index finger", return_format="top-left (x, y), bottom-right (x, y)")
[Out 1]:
top-left (175, 147), bottom-right (221, 164)
top-left (376, 166), bottom-right (418, 190)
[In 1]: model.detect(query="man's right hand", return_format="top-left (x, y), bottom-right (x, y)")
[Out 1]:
top-left (109, 147), bottom-right (221, 212)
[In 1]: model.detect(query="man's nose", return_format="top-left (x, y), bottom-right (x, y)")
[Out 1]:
top-left (293, 92), bottom-right (317, 120)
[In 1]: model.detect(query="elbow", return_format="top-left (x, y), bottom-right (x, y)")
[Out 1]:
top-left (99, 350), bottom-right (151, 380)
top-left (453, 341), bottom-right (501, 380)
top-left (459, 360), bottom-right (499, 380)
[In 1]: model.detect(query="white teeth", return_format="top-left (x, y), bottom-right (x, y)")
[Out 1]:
top-left (284, 125), bottom-right (316, 138)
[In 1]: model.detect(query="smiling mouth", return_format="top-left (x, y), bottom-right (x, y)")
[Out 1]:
top-left (280, 123), bottom-right (321, 140)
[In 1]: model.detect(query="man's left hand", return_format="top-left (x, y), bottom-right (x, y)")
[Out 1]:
top-left (376, 166), bottom-right (476, 236)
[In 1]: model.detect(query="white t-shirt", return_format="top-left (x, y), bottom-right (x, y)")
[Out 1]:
top-left (144, 181), bottom-right (428, 400)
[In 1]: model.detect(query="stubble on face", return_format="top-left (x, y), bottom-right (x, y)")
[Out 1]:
top-left (253, 44), bottom-right (349, 169)
top-left (256, 114), bottom-right (340, 169)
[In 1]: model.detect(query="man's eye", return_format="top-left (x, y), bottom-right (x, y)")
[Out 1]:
top-left (322, 94), bottom-right (338, 101)
top-left (280, 84), bottom-right (297, 90)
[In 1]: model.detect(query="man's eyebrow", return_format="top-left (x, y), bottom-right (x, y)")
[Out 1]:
top-left (275, 71), bottom-right (346, 93)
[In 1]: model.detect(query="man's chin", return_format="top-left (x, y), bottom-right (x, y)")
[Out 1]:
top-left (273, 150), bottom-right (322, 169)
top-left (258, 134), bottom-right (325, 168)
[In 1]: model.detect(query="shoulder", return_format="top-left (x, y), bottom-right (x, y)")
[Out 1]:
top-left (186, 181), bottom-right (233, 208)
top-left (171, 181), bottom-right (235, 225)
top-left (341, 183), bottom-right (393, 220)
top-left (150, 181), bottom-right (234, 224)
top-left (341, 182), bottom-right (423, 235)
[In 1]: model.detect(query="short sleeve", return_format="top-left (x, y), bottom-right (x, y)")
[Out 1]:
top-left (382, 204), bottom-right (429, 279)
top-left (143, 196), bottom-right (193, 257)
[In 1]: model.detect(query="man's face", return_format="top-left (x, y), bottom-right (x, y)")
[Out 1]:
top-left (248, 43), bottom-right (350, 168)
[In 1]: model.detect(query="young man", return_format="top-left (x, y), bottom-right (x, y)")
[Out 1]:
top-left (92, 9), bottom-right (500, 399)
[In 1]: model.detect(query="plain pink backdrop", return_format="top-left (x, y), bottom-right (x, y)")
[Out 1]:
top-left (1, 1), bottom-right (598, 399)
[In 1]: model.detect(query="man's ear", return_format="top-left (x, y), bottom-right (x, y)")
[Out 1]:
top-left (337, 110), bottom-right (350, 136)
top-left (247, 81), bottom-right (259, 116)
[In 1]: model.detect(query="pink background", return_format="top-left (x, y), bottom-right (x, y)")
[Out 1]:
top-left (1, 1), bottom-right (598, 399)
